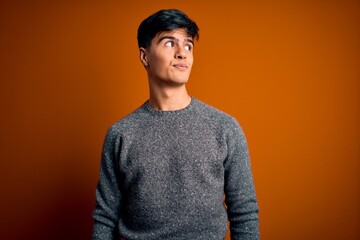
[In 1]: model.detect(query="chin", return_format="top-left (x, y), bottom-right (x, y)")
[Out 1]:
top-left (173, 78), bottom-right (189, 85)
top-left (155, 74), bottom-right (190, 86)
top-left (173, 75), bottom-right (190, 84)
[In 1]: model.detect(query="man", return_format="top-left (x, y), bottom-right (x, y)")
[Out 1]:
top-left (93, 9), bottom-right (259, 240)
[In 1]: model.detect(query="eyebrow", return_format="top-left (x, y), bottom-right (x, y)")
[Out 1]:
top-left (157, 36), bottom-right (194, 45)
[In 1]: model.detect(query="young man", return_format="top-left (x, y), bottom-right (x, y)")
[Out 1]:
top-left (93, 9), bottom-right (259, 240)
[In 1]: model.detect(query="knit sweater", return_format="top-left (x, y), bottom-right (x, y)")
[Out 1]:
top-left (93, 97), bottom-right (259, 240)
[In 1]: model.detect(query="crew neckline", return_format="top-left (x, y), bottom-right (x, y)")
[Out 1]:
top-left (143, 96), bottom-right (196, 116)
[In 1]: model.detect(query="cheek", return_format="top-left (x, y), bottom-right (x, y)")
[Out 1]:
top-left (151, 53), bottom-right (170, 68)
top-left (188, 56), bottom-right (194, 67)
top-left (149, 58), bottom-right (164, 73)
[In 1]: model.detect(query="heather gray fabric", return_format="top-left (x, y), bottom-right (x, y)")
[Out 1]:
top-left (93, 97), bottom-right (259, 240)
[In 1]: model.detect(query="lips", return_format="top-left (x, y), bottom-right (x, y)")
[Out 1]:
top-left (173, 63), bottom-right (188, 70)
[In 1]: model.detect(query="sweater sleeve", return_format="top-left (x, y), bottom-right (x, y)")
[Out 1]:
top-left (93, 127), bottom-right (122, 240)
top-left (224, 117), bottom-right (260, 240)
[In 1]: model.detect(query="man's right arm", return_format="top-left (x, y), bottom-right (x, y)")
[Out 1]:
top-left (93, 127), bottom-right (122, 240)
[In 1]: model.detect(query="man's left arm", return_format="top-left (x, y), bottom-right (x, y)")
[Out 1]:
top-left (224, 117), bottom-right (260, 240)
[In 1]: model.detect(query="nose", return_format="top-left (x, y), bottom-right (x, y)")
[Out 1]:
top-left (175, 46), bottom-right (186, 59)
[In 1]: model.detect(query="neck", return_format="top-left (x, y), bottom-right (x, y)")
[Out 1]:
top-left (148, 82), bottom-right (191, 111)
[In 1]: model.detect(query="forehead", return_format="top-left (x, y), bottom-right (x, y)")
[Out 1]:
top-left (154, 28), bottom-right (193, 41)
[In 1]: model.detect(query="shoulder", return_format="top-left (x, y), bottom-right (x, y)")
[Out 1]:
top-left (106, 102), bottom-right (149, 138)
top-left (194, 99), bottom-right (248, 151)
top-left (193, 98), bottom-right (241, 130)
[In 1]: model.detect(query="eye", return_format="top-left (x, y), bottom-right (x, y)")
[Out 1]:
top-left (165, 41), bottom-right (174, 47)
top-left (184, 44), bottom-right (192, 51)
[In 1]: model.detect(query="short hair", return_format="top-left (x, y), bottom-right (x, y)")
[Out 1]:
top-left (137, 9), bottom-right (199, 49)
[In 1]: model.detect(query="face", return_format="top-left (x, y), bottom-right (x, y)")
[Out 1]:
top-left (140, 28), bottom-right (194, 86)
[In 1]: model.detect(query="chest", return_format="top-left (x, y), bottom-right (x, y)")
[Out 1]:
top-left (118, 118), bottom-right (228, 191)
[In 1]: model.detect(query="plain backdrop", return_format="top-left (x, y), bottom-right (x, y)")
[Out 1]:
top-left (0, 1), bottom-right (359, 239)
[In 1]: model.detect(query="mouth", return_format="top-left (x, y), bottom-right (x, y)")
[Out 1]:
top-left (173, 64), bottom-right (188, 70)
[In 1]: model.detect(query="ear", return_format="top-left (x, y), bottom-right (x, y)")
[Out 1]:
top-left (139, 47), bottom-right (148, 67)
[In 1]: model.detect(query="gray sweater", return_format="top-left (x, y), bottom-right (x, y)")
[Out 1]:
top-left (93, 97), bottom-right (259, 240)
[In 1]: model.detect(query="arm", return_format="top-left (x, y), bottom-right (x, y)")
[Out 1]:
top-left (93, 127), bottom-right (122, 240)
top-left (224, 118), bottom-right (260, 240)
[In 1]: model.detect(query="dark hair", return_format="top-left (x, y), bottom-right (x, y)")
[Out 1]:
top-left (137, 9), bottom-right (199, 48)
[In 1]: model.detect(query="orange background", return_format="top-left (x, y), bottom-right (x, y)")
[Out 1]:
top-left (0, 1), bottom-right (359, 239)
